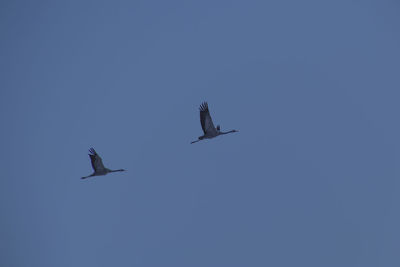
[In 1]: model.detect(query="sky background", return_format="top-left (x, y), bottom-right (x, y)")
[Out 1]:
top-left (1, 0), bottom-right (400, 266)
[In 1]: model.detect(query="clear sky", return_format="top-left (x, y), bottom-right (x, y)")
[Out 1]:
top-left (1, 1), bottom-right (400, 266)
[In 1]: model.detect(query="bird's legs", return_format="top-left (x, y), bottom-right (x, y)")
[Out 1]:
top-left (81, 173), bottom-right (95, 179)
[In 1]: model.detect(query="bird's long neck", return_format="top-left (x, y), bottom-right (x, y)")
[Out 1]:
top-left (108, 169), bottom-right (125, 173)
top-left (219, 130), bottom-right (236, 135)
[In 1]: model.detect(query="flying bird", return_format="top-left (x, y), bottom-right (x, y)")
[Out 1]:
top-left (81, 148), bottom-right (125, 179)
top-left (191, 102), bottom-right (238, 144)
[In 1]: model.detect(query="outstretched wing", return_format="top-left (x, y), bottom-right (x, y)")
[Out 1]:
top-left (199, 102), bottom-right (217, 135)
top-left (88, 148), bottom-right (106, 172)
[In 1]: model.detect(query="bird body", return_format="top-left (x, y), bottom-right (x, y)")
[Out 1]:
top-left (81, 148), bottom-right (125, 179)
top-left (191, 102), bottom-right (238, 144)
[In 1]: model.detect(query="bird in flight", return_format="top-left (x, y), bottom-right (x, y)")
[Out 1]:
top-left (81, 148), bottom-right (125, 179)
top-left (191, 102), bottom-right (238, 144)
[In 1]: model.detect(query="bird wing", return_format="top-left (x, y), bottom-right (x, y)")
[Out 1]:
top-left (199, 102), bottom-right (217, 135)
top-left (88, 148), bottom-right (106, 172)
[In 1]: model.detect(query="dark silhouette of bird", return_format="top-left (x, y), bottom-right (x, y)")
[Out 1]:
top-left (191, 102), bottom-right (238, 144)
top-left (81, 148), bottom-right (125, 179)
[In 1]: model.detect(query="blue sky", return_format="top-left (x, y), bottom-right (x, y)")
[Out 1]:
top-left (1, 1), bottom-right (400, 266)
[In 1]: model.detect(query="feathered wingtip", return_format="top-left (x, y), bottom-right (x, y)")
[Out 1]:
top-left (88, 147), bottom-right (97, 155)
top-left (199, 102), bottom-right (208, 112)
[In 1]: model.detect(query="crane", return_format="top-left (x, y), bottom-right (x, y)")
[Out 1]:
top-left (191, 102), bottom-right (238, 144)
top-left (81, 148), bottom-right (125, 179)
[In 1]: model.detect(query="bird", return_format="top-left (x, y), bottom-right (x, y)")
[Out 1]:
top-left (81, 148), bottom-right (125, 179)
top-left (191, 102), bottom-right (238, 144)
